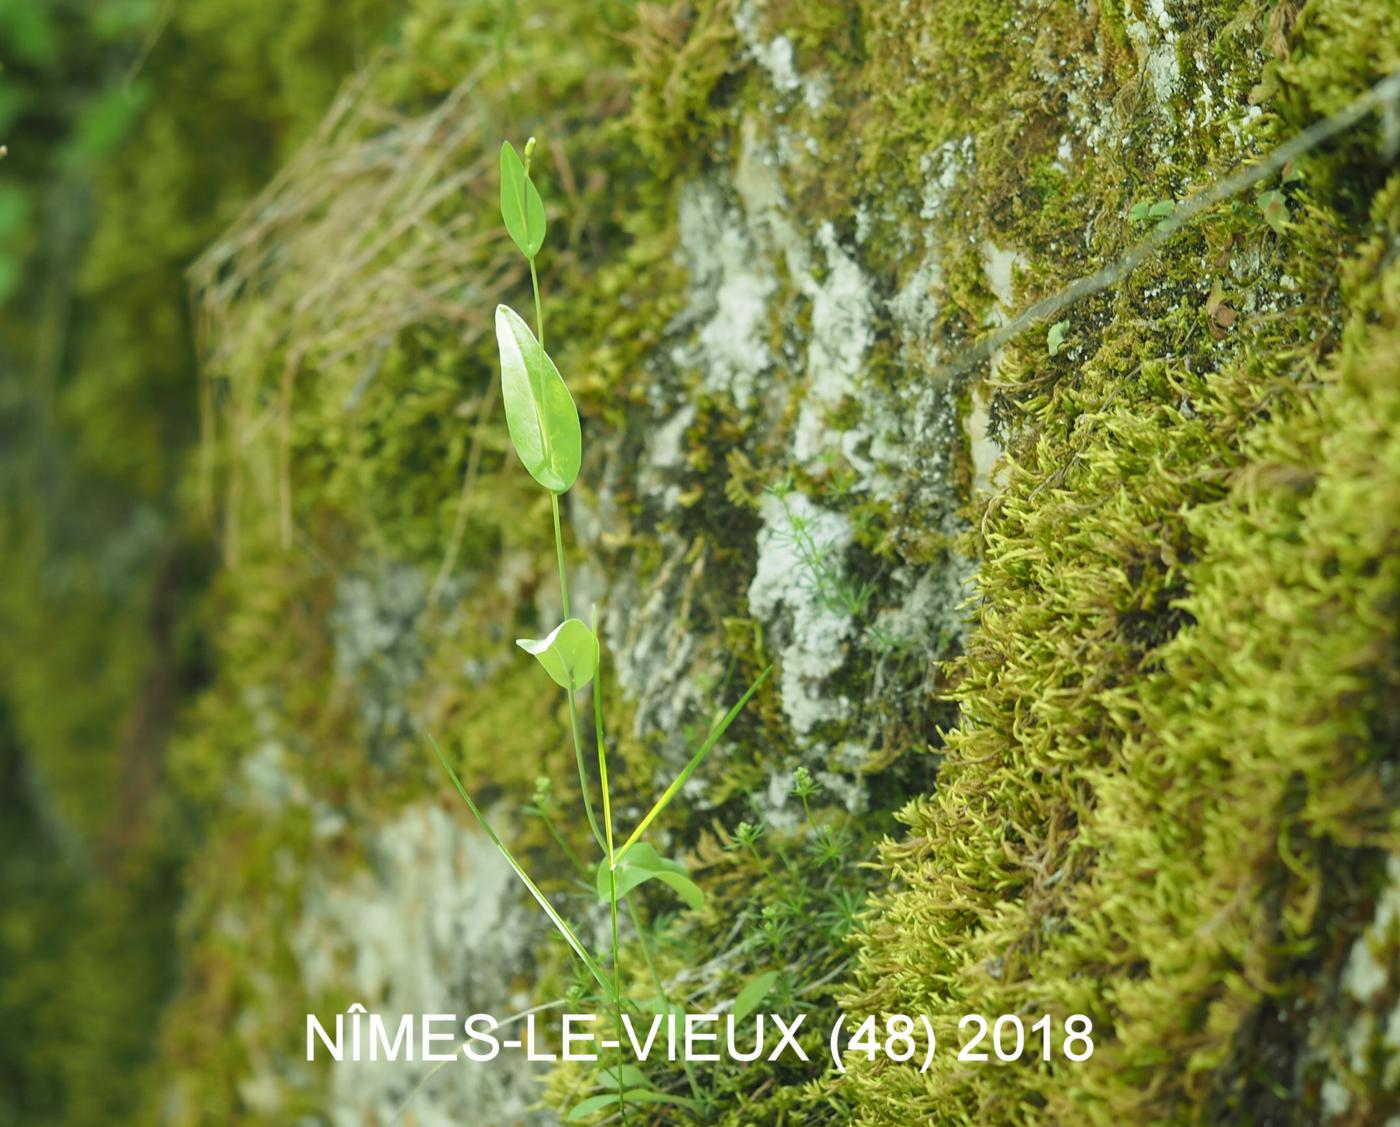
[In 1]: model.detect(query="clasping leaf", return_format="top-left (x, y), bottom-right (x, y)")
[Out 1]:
top-left (496, 304), bottom-right (581, 493)
top-left (517, 618), bottom-right (598, 691)
top-left (596, 843), bottom-right (705, 911)
top-left (500, 140), bottom-right (546, 257)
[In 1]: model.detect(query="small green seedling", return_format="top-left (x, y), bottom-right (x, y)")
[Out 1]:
top-left (1047, 319), bottom-right (1071, 357)
top-left (1256, 188), bottom-right (1289, 235)
top-left (1129, 198), bottom-right (1175, 230)
top-left (432, 137), bottom-right (771, 1124)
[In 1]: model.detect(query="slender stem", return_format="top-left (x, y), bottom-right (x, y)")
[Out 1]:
top-left (594, 661), bottom-right (614, 859)
top-left (595, 651), bottom-right (626, 1123)
top-left (625, 899), bottom-right (703, 1105)
top-left (552, 493), bottom-right (571, 618)
top-left (529, 255), bottom-right (546, 352)
top-left (566, 690), bottom-right (605, 851)
top-left (530, 240), bottom-right (572, 625)
top-left (609, 867), bottom-right (626, 1124)
top-left (537, 806), bottom-right (588, 878)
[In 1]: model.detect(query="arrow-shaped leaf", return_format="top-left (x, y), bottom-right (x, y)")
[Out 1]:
top-left (496, 304), bottom-right (581, 494)
top-left (596, 843), bottom-right (705, 910)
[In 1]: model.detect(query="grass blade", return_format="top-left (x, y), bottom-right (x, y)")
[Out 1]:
top-left (429, 735), bottom-right (610, 993)
top-left (613, 666), bottom-right (771, 867)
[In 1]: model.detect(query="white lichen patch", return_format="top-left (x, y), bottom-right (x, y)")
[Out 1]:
top-left (734, 121), bottom-right (810, 282)
top-left (871, 564), bottom-right (972, 658)
top-left (238, 737), bottom-right (310, 812)
top-left (793, 223), bottom-right (876, 467)
top-left (604, 33), bottom-right (983, 832)
top-left (1063, 65), bottom-right (1113, 152)
top-left (1313, 853), bottom-right (1400, 1119)
top-left (672, 180), bottom-right (776, 410)
top-left (919, 137), bottom-right (974, 221)
top-left (734, 0), bottom-right (801, 96)
top-left (980, 241), bottom-right (1027, 319)
top-left (637, 403), bottom-right (696, 512)
top-left (889, 251), bottom-right (944, 358)
top-left (1321, 1076), bottom-right (1352, 1118)
top-left (747, 492), bottom-right (855, 738)
top-left (734, 0), bottom-right (831, 113)
top-left (965, 383), bottom-right (1004, 495)
top-left (604, 533), bottom-right (705, 745)
top-left (290, 802), bottom-right (550, 1127)
top-left (329, 565), bottom-right (428, 748)
top-left (755, 760), bottom-right (867, 833)
top-left (1343, 854), bottom-right (1400, 1005)
top-left (1124, 0), bottom-right (1181, 110)
top-left (734, 127), bottom-right (877, 473)
top-left (762, 768), bottom-right (802, 832)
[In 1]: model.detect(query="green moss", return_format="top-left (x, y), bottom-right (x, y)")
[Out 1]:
top-left (847, 1), bottom-right (1400, 1118)
top-left (20, 0), bottom-right (1393, 1122)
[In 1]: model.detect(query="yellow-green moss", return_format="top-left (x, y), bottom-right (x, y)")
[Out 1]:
top-left (847, 2), bottom-right (1400, 1119)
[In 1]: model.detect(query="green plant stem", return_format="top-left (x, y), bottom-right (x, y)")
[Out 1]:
top-left (625, 898), bottom-right (703, 1107)
top-left (608, 867), bottom-right (626, 1124)
top-left (594, 664), bottom-right (626, 1123)
top-left (529, 255), bottom-right (546, 351)
top-left (566, 690), bottom-right (605, 852)
top-left (529, 255), bottom-right (555, 510)
top-left (551, 492), bottom-right (571, 618)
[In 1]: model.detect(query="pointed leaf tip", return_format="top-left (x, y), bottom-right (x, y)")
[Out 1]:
top-left (499, 140), bottom-right (546, 258)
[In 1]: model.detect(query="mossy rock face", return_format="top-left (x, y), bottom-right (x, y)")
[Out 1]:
top-left (37, 0), bottom-right (1399, 1122)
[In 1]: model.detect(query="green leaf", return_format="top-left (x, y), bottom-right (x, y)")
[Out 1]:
top-left (733, 970), bottom-right (780, 1024)
top-left (496, 304), bottom-right (581, 493)
top-left (517, 618), bottom-right (598, 690)
top-left (1128, 201), bottom-right (1150, 223)
top-left (67, 83), bottom-right (150, 162)
top-left (1046, 319), bottom-right (1070, 356)
top-left (613, 666), bottom-right (772, 867)
top-left (1256, 189), bottom-right (1289, 235)
top-left (1148, 199), bottom-right (1175, 219)
top-left (597, 844), bottom-right (705, 910)
top-left (567, 1090), bottom-right (699, 1120)
top-left (566, 1094), bottom-right (621, 1122)
top-left (500, 140), bottom-right (546, 258)
top-left (595, 1064), bottom-right (653, 1091)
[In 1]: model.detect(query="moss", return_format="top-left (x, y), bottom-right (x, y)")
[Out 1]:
top-left (631, 0), bottom-right (749, 183)
top-left (18, 0), bottom-right (1393, 1122)
top-left (846, 1), bottom-right (1400, 1119)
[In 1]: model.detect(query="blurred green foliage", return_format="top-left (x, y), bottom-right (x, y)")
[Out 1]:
top-left (0, 0), bottom-right (398, 1120)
